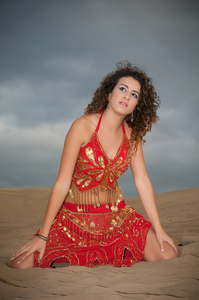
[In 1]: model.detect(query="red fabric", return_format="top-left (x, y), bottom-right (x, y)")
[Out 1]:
top-left (34, 201), bottom-right (152, 268)
top-left (72, 113), bottom-right (130, 192)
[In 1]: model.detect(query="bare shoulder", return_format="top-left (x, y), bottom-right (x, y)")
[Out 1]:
top-left (72, 113), bottom-right (100, 131)
top-left (69, 113), bottom-right (100, 146)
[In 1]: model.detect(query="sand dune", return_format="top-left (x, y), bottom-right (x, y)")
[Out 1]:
top-left (0, 187), bottom-right (199, 299)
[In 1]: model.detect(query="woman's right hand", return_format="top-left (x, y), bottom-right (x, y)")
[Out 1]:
top-left (11, 236), bottom-right (47, 265)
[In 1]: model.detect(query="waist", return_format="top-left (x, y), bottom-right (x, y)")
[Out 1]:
top-left (63, 199), bottom-right (126, 213)
top-left (66, 183), bottom-right (123, 211)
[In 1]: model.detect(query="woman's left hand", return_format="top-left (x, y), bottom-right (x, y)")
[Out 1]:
top-left (155, 228), bottom-right (178, 255)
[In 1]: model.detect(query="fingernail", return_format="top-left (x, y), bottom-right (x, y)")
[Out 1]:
top-left (161, 249), bottom-right (164, 252)
top-left (17, 261), bottom-right (20, 264)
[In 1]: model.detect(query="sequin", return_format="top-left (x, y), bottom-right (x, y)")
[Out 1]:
top-left (88, 170), bottom-right (102, 175)
top-left (85, 147), bottom-right (98, 167)
top-left (90, 222), bottom-right (96, 230)
top-left (77, 179), bottom-right (84, 185)
top-left (78, 164), bottom-right (93, 170)
top-left (114, 171), bottom-right (123, 177)
top-left (100, 178), bottom-right (108, 191)
top-left (114, 157), bottom-right (123, 168)
top-left (84, 179), bottom-right (91, 187)
top-left (109, 219), bottom-right (117, 226)
top-left (98, 156), bottom-right (105, 168)
top-left (109, 173), bottom-right (114, 182)
top-left (96, 172), bottom-right (103, 181)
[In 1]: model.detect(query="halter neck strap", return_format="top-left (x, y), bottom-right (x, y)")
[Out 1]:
top-left (95, 112), bottom-right (126, 134)
top-left (95, 113), bottom-right (103, 133)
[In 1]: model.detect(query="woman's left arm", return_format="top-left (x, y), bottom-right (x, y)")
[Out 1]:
top-left (130, 142), bottom-right (178, 254)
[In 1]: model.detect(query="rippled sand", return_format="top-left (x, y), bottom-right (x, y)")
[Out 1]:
top-left (0, 187), bottom-right (199, 299)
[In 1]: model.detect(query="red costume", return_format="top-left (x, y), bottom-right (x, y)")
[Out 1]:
top-left (34, 113), bottom-right (152, 268)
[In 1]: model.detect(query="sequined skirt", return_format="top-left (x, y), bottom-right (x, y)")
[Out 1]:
top-left (34, 200), bottom-right (152, 268)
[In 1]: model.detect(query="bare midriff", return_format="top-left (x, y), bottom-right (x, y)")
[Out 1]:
top-left (64, 183), bottom-right (124, 211)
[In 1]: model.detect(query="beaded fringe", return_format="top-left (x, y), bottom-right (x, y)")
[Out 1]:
top-left (69, 183), bottom-right (123, 212)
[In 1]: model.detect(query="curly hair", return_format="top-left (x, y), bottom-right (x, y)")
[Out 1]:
top-left (85, 61), bottom-right (160, 153)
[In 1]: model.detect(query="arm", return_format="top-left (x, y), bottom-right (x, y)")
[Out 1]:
top-left (39, 118), bottom-right (86, 237)
top-left (130, 142), bottom-right (178, 253)
top-left (12, 117), bottom-right (88, 263)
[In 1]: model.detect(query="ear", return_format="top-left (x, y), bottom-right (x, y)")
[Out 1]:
top-left (107, 93), bottom-right (111, 101)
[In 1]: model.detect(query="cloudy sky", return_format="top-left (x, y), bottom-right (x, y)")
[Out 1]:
top-left (0, 0), bottom-right (198, 197)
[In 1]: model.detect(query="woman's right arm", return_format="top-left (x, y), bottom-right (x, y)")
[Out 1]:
top-left (12, 117), bottom-right (88, 264)
top-left (39, 117), bottom-right (87, 237)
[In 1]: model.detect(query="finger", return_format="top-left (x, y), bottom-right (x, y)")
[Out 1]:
top-left (38, 250), bottom-right (44, 264)
top-left (17, 250), bottom-right (33, 264)
top-left (158, 239), bottom-right (165, 252)
top-left (12, 245), bottom-right (30, 260)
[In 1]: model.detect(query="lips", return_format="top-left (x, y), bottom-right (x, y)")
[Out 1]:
top-left (119, 101), bottom-right (128, 107)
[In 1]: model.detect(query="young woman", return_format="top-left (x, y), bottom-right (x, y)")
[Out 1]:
top-left (11, 61), bottom-right (178, 269)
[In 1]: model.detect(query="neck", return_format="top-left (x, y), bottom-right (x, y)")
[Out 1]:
top-left (101, 109), bottom-right (125, 132)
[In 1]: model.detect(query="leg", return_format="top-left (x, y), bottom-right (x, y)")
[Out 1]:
top-left (144, 229), bottom-right (178, 262)
top-left (10, 253), bottom-right (34, 269)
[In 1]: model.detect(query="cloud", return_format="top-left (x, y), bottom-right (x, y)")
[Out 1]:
top-left (0, 115), bottom-right (70, 188)
top-left (0, 0), bottom-right (198, 195)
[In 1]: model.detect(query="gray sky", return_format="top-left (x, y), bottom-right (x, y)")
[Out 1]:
top-left (0, 0), bottom-right (199, 197)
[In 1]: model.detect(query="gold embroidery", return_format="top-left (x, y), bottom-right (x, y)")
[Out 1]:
top-left (84, 179), bottom-right (91, 187)
top-left (96, 173), bottom-right (103, 181)
top-left (109, 219), bottom-right (117, 226)
top-left (90, 222), bottom-right (95, 230)
top-left (98, 156), bottom-right (105, 168)
top-left (77, 179), bottom-right (84, 185)
top-left (114, 171), bottom-right (123, 177)
top-left (109, 173), bottom-right (114, 182)
top-left (78, 164), bottom-right (93, 170)
top-left (85, 147), bottom-right (98, 167)
top-left (114, 157), bottom-right (123, 168)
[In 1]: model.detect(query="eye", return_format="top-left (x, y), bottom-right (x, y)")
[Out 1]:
top-left (119, 86), bottom-right (126, 92)
top-left (132, 93), bottom-right (138, 99)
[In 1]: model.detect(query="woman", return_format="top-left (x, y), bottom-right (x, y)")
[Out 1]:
top-left (11, 61), bottom-right (178, 269)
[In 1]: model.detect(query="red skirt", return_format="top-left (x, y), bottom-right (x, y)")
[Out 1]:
top-left (34, 201), bottom-right (152, 268)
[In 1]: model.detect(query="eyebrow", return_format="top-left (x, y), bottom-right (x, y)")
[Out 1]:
top-left (120, 83), bottom-right (140, 95)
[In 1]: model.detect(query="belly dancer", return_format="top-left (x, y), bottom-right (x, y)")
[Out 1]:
top-left (11, 61), bottom-right (178, 268)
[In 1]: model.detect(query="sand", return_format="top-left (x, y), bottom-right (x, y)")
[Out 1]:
top-left (0, 187), bottom-right (199, 300)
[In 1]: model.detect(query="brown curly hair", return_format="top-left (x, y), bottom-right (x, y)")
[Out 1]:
top-left (85, 61), bottom-right (160, 153)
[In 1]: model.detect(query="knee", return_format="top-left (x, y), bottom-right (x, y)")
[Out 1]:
top-left (10, 256), bottom-right (32, 269)
top-left (10, 259), bottom-right (24, 269)
top-left (163, 243), bottom-right (178, 260)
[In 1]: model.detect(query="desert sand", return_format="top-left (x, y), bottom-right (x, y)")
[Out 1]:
top-left (0, 187), bottom-right (199, 300)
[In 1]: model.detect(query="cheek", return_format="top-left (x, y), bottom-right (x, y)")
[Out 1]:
top-left (131, 99), bottom-right (138, 109)
top-left (109, 90), bottom-right (119, 101)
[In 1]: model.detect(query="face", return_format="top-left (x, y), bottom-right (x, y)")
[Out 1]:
top-left (108, 76), bottom-right (141, 116)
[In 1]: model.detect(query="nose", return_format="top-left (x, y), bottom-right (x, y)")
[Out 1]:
top-left (124, 92), bottom-right (130, 100)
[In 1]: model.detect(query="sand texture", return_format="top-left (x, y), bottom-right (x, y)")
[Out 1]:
top-left (0, 187), bottom-right (199, 299)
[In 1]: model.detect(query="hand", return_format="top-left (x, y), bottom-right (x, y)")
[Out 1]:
top-left (11, 236), bottom-right (47, 264)
top-left (155, 228), bottom-right (178, 255)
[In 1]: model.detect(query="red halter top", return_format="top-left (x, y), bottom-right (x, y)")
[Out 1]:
top-left (72, 113), bottom-right (130, 193)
